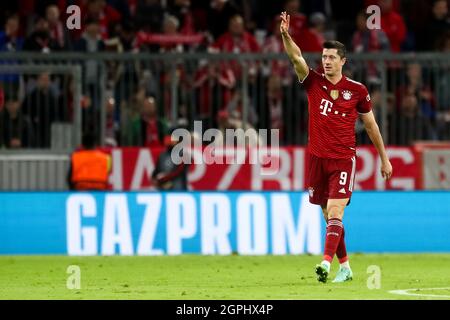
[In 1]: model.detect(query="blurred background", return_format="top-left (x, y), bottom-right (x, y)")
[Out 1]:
top-left (0, 0), bottom-right (449, 191)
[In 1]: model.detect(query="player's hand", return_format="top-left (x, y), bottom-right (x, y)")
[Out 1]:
top-left (280, 11), bottom-right (290, 35)
top-left (381, 159), bottom-right (393, 180)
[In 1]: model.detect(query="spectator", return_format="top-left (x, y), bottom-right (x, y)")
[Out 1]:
top-left (22, 73), bottom-right (61, 148)
top-left (223, 87), bottom-right (258, 127)
top-left (188, 0), bottom-right (210, 31)
top-left (0, 15), bottom-right (24, 96)
top-left (115, 21), bottom-right (138, 52)
top-left (396, 63), bottom-right (436, 123)
top-left (396, 93), bottom-right (435, 145)
top-left (84, 0), bottom-right (122, 39)
top-left (74, 18), bottom-right (105, 111)
top-left (277, 0), bottom-right (307, 45)
top-left (248, 0), bottom-right (282, 31)
top-left (168, 0), bottom-right (196, 35)
top-left (121, 87), bottom-right (145, 146)
top-left (265, 75), bottom-right (285, 141)
top-left (0, 96), bottom-right (33, 148)
top-left (352, 10), bottom-right (390, 53)
top-left (216, 109), bottom-right (235, 145)
top-left (32, 0), bottom-right (66, 18)
top-left (212, 14), bottom-right (260, 78)
top-left (436, 32), bottom-right (450, 139)
top-left (356, 87), bottom-right (395, 144)
top-left (160, 15), bottom-right (184, 52)
top-left (329, 0), bottom-right (365, 46)
top-left (216, 108), bottom-right (263, 147)
top-left (379, 0), bottom-right (407, 52)
top-left (193, 59), bottom-right (236, 124)
top-left (0, 15), bottom-right (23, 52)
top-left (68, 131), bottom-right (111, 190)
top-left (300, 0), bottom-right (328, 16)
top-left (207, 0), bottom-right (240, 39)
top-left (176, 103), bottom-right (190, 128)
top-left (46, 4), bottom-right (72, 51)
top-left (130, 95), bottom-right (169, 147)
top-left (420, 0), bottom-right (450, 51)
top-left (262, 16), bottom-right (292, 85)
top-left (262, 16), bottom-right (283, 55)
top-left (135, 0), bottom-right (165, 33)
top-left (352, 10), bottom-right (390, 82)
top-left (231, 111), bottom-right (262, 148)
top-left (364, 0), bottom-right (400, 11)
top-left (23, 16), bottom-right (58, 52)
top-left (107, 0), bottom-right (131, 21)
top-left (111, 21), bottom-right (140, 125)
top-left (401, 0), bottom-right (432, 51)
top-left (0, 86), bottom-right (3, 110)
top-left (0, 4), bottom-right (19, 27)
top-left (152, 131), bottom-right (189, 190)
top-left (298, 11), bottom-right (326, 52)
top-left (105, 95), bottom-right (119, 147)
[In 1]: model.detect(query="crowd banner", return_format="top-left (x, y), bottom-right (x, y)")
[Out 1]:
top-left (106, 146), bottom-right (420, 191)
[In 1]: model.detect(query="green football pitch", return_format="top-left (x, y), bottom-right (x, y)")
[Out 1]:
top-left (1, 254), bottom-right (450, 300)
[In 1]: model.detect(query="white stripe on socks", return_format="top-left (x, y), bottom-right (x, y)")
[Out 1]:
top-left (340, 261), bottom-right (350, 270)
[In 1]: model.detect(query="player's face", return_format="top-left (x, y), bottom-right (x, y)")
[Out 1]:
top-left (322, 49), bottom-right (345, 77)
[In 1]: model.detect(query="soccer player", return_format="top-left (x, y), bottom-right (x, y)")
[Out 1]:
top-left (280, 12), bottom-right (393, 283)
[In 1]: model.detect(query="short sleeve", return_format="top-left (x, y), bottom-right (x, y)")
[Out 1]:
top-left (300, 68), bottom-right (322, 91)
top-left (357, 85), bottom-right (372, 114)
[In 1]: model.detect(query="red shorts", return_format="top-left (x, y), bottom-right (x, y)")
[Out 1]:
top-left (307, 153), bottom-right (356, 207)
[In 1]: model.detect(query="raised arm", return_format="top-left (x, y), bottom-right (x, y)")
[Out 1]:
top-left (360, 111), bottom-right (393, 180)
top-left (280, 11), bottom-right (309, 82)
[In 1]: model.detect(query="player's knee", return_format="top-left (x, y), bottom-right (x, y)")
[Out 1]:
top-left (327, 205), bottom-right (344, 219)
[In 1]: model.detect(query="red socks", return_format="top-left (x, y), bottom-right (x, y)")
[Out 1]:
top-left (323, 218), bottom-right (344, 263)
top-left (336, 227), bottom-right (348, 264)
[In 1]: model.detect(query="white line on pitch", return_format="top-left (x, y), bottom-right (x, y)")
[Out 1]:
top-left (389, 287), bottom-right (450, 298)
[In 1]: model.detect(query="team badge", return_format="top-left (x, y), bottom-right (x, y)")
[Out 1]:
top-left (308, 187), bottom-right (314, 198)
top-left (342, 90), bottom-right (352, 100)
top-left (330, 89), bottom-right (339, 100)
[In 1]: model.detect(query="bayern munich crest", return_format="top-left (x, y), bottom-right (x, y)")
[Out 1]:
top-left (342, 90), bottom-right (352, 100)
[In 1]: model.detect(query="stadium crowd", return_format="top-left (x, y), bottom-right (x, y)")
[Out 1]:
top-left (0, 0), bottom-right (449, 148)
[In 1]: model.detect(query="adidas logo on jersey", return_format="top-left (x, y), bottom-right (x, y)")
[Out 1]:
top-left (339, 188), bottom-right (346, 194)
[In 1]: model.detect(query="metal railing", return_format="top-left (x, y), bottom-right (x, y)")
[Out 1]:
top-left (0, 64), bottom-right (82, 150)
top-left (0, 52), bottom-right (449, 151)
top-left (0, 151), bottom-right (69, 190)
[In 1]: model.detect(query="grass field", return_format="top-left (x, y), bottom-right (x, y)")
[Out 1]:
top-left (1, 254), bottom-right (450, 300)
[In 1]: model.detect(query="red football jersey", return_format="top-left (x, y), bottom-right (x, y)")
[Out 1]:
top-left (301, 68), bottom-right (372, 159)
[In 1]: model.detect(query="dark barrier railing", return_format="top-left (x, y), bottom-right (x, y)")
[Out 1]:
top-left (0, 52), bottom-right (449, 150)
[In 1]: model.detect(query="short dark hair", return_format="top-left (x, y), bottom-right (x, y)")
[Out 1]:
top-left (357, 9), bottom-right (370, 19)
top-left (433, 0), bottom-right (447, 6)
top-left (6, 14), bottom-right (19, 22)
top-left (323, 40), bottom-right (347, 59)
top-left (82, 132), bottom-right (96, 149)
top-left (85, 17), bottom-right (100, 26)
